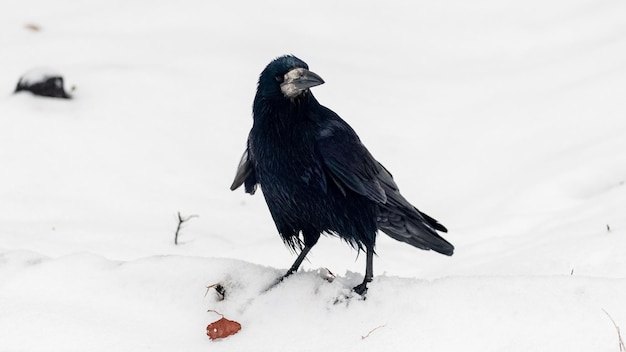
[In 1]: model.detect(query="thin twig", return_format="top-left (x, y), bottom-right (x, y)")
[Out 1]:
top-left (205, 284), bottom-right (216, 297)
top-left (207, 309), bottom-right (224, 317)
top-left (205, 283), bottom-right (226, 300)
top-left (602, 308), bottom-right (625, 352)
top-left (174, 211), bottom-right (198, 245)
top-left (361, 324), bottom-right (386, 340)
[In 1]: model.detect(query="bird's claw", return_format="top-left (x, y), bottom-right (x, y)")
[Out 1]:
top-left (352, 282), bottom-right (369, 297)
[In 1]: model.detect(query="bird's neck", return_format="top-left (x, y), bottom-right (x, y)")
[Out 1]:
top-left (253, 92), bottom-right (319, 125)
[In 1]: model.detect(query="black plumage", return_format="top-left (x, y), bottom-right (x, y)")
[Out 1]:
top-left (15, 70), bottom-right (72, 99)
top-left (231, 55), bottom-right (453, 295)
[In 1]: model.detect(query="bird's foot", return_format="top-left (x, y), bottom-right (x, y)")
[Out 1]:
top-left (278, 268), bottom-right (297, 283)
top-left (332, 281), bottom-right (370, 305)
top-left (266, 277), bottom-right (283, 292)
top-left (264, 269), bottom-right (295, 292)
top-left (352, 281), bottom-right (369, 298)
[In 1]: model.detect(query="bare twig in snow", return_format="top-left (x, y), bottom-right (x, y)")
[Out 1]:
top-left (361, 324), bottom-right (386, 340)
top-left (205, 283), bottom-right (226, 300)
top-left (174, 211), bottom-right (198, 245)
top-left (207, 309), bottom-right (224, 317)
top-left (602, 308), bottom-right (625, 352)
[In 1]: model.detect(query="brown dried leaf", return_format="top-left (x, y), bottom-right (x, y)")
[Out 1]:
top-left (206, 317), bottom-right (242, 340)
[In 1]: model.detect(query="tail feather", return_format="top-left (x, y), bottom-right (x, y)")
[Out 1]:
top-left (378, 207), bottom-right (454, 256)
top-left (375, 163), bottom-right (453, 255)
top-left (419, 210), bottom-right (448, 233)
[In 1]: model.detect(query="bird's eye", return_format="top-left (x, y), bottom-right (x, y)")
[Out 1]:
top-left (275, 75), bottom-right (284, 83)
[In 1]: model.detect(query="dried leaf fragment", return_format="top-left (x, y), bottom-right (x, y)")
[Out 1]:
top-left (318, 267), bottom-right (335, 282)
top-left (25, 23), bottom-right (41, 31)
top-left (206, 317), bottom-right (241, 340)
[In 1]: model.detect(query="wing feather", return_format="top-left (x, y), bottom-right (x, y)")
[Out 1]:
top-left (230, 148), bottom-right (257, 194)
top-left (316, 120), bottom-right (386, 204)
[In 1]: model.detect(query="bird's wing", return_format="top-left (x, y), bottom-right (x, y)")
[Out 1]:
top-left (376, 164), bottom-right (448, 231)
top-left (315, 118), bottom-right (387, 204)
top-left (230, 148), bottom-right (258, 194)
top-left (315, 112), bottom-right (452, 254)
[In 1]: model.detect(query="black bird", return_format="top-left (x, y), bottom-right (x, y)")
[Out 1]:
top-left (15, 69), bottom-right (72, 99)
top-left (231, 55), bottom-right (453, 295)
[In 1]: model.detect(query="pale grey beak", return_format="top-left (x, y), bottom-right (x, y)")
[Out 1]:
top-left (280, 68), bottom-right (325, 98)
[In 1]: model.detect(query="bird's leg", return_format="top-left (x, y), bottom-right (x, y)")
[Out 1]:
top-left (280, 231), bottom-right (320, 280)
top-left (282, 245), bottom-right (312, 280)
top-left (265, 245), bottom-right (312, 292)
top-left (266, 232), bottom-right (320, 292)
top-left (353, 247), bottom-right (374, 296)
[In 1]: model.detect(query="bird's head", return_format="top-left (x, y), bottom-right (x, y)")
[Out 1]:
top-left (256, 55), bottom-right (325, 101)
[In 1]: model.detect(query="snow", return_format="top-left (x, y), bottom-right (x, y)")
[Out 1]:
top-left (16, 67), bottom-right (63, 85)
top-left (1, 0), bottom-right (625, 351)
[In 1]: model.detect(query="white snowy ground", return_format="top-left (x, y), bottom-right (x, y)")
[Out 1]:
top-left (1, 0), bottom-right (626, 351)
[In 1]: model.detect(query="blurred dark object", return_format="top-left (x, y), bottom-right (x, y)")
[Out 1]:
top-left (15, 69), bottom-right (72, 99)
top-left (24, 23), bottom-right (42, 32)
